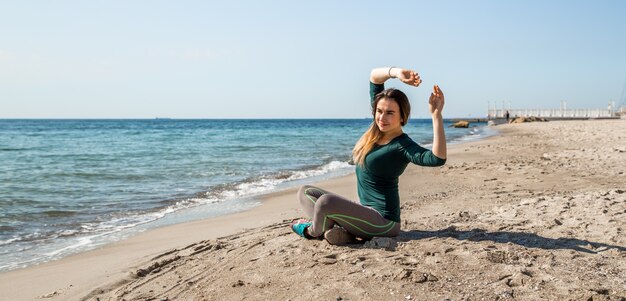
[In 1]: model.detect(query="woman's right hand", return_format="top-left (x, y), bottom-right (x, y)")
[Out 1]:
top-left (428, 85), bottom-right (445, 117)
top-left (395, 69), bottom-right (422, 87)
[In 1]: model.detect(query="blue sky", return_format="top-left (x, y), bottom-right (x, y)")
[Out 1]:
top-left (1, 1), bottom-right (625, 118)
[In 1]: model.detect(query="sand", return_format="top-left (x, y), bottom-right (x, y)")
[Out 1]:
top-left (1, 119), bottom-right (624, 300)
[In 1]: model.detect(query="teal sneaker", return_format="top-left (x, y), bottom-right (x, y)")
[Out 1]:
top-left (290, 219), bottom-right (313, 239)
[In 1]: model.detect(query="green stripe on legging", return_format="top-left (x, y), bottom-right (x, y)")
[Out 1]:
top-left (304, 188), bottom-right (325, 205)
top-left (322, 213), bottom-right (396, 236)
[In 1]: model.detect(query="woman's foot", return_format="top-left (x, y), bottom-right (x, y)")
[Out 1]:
top-left (290, 219), bottom-right (313, 239)
top-left (324, 227), bottom-right (359, 245)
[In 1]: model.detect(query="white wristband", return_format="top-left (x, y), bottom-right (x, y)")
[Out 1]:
top-left (388, 66), bottom-right (395, 78)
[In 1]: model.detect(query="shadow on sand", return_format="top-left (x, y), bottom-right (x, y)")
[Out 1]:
top-left (396, 226), bottom-right (626, 254)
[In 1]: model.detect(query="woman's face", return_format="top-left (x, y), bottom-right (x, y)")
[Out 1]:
top-left (375, 98), bottom-right (403, 134)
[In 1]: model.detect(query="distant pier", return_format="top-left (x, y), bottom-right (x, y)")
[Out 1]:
top-left (451, 106), bottom-right (621, 123)
top-left (488, 108), bottom-right (616, 119)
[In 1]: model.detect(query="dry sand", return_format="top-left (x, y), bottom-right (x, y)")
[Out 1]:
top-left (1, 119), bottom-right (624, 301)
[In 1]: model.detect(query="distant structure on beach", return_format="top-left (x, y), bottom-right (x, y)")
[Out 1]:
top-left (486, 101), bottom-right (622, 119)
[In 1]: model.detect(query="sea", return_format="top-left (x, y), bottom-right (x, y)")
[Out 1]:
top-left (0, 119), bottom-right (494, 272)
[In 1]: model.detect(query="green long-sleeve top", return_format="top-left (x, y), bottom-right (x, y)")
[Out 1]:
top-left (355, 82), bottom-right (446, 222)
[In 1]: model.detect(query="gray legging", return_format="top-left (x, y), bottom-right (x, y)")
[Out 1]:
top-left (297, 185), bottom-right (400, 239)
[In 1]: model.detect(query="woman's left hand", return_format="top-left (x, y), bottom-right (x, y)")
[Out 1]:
top-left (396, 69), bottom-right (422, 87)
top-left (429, 85), bottom-right (445, 116)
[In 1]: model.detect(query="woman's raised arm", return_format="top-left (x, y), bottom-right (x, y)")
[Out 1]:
top-left (429, 85), bottom-right (447, 160)
top-left (370, 67), bottom-right (422, 86)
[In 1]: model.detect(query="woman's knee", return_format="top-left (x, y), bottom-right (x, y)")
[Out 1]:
top-left (297, 185), bottom-right (308, 197)
top-left (315, 194), bottom-right (341, 211)
top-left (299, 184), bottom-right (319, 195)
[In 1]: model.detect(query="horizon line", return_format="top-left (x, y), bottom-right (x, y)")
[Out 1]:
top-left (0, 117), bottom-right (488, 121)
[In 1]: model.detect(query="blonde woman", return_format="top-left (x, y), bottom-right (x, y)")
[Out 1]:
top-left (291, 66), bottom-right (447, 244)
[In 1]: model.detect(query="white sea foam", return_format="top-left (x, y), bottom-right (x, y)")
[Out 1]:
top-left (45, 236), bottom-right (93, 257)
top-left (213, 160), bottom-right (352, 201)
top-left (0, 237), bottom-right (20, 246)
top-left (448, 125), bottom-right (497, 145)
top-left (288, 161), bottom-right (352, 181)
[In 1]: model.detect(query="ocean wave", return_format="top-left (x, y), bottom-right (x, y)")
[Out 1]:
top-left (0, 160), bottom-right (354, 272)
top-left (0, 237), bottom-right (20, 246)
top-left (452, 125), bottom-right (498, 143)
top-left (73, 160), bottom-right (351, 241)
top-left (213, 160), bottom-right (352, 200)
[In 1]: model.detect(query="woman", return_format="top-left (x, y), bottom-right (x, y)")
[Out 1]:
top-left (291, 66), bottom-right (447, 244)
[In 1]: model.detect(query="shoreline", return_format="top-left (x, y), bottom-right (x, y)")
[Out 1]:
top-left (0, 118), bottom-right (490, 274)
top-left (0, 124), bottom-right (495, 300)
top-left (2, 119), bottom-right (625, 300)
top-left (0, 120), bottom-right (493, 274)
top-left (0, 171), bottom-right (362, 299)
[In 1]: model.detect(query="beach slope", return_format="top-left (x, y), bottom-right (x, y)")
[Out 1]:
top-left (2, 120), bottom-right (625, 300)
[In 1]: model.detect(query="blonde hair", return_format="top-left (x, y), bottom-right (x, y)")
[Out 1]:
top-left (352, 88), bottom-right (411, 166)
